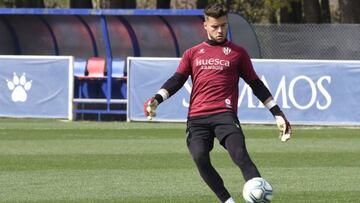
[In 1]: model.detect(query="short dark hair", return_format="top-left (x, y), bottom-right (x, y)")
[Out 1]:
top-left (204, 2), bottom-right (228, 19)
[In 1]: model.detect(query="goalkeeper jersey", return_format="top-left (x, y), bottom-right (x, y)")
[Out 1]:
top-left (176, 41), bottom-right (259, 117)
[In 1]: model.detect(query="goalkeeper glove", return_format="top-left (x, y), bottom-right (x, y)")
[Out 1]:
top-left (274, 111), bottom-right (292, 142)
top-left (144, 97), bottom-right (159, 120)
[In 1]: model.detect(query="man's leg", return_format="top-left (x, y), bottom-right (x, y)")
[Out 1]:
top-left (212, 113), bottom-right (261, 181)
top-left (224, 132), bottom-right (261, 181)
top-left (187, 123), bottom-right (232, 202)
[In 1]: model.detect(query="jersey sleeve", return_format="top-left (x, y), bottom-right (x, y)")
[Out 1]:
top-left (176, 49), bottom-right (192, 76)
top-left (238, 48), bottom-right (259, 83)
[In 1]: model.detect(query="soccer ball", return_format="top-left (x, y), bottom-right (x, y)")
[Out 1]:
top-left (242, 177), bottom-right (273, 203)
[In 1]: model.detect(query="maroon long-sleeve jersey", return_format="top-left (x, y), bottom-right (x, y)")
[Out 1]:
top-left (176, 41), bottom-right (259, 117)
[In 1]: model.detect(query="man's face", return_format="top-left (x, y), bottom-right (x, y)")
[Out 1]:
top-left (204, 15), bottom-right (228, 43)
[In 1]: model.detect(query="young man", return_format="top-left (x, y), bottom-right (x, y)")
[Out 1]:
top-left (144, 2), bottom-right (291, 203)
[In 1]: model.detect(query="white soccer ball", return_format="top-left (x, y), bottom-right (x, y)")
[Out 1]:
top-left (242, 177), bottom-right (273, 203)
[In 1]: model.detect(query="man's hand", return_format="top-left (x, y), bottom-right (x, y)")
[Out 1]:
top-left (274, 112), bottom-right (292, 142)
top-left (144, 97), bottom-right (159, 120)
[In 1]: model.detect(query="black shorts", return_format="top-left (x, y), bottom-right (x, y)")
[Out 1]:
top-left (186, 111), bottom-right (243, 149)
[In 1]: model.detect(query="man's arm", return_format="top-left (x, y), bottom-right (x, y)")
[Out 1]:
top-left (144, 72), bottom-right (188, 119)
top-left (248, 78), bottom-right (292, 142)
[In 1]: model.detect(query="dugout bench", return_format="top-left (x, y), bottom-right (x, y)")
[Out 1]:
top-left (0, 8), bottom-right (260, 120)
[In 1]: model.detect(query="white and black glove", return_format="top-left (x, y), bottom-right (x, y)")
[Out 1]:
top-left (268, 102), bottom-right (292, 142)
top-left (143, 97), bottom-right (158, 120)
top-left (274, 111), bottom-right (292, 142)
top-left (144, 89), bottom-right (169, 120)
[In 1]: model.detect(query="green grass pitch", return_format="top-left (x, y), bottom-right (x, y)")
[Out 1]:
top-left (0, 118), bottom-right (359, 203)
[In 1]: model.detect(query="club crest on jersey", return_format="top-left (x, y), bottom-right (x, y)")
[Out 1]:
top-left (223, 47), bottom-right (231, 55)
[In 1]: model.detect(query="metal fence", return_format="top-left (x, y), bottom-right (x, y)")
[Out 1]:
top-left (253, 24), bottom-right (360, 60)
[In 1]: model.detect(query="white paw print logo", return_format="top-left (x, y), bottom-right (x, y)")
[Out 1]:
top-left (6, 72), bottom-right (32, 102)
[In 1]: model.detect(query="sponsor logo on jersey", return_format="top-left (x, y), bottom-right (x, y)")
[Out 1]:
top-left (225, 98), bottom-right (232, 108)
top-left (223, 47), bottom-right (231, 55)
top-left (196, 58), bottom-right (230, 70)
top-left (198, 48), bottom-right (205, 54)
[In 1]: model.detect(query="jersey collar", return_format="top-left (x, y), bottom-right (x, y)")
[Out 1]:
top-left (206, 39), bottom-right (228, 46)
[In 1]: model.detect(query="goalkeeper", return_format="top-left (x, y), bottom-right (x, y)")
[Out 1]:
top-left (144, 2), bottom-right (291, 203)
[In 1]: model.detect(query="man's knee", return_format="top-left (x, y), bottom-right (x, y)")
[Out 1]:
top-left (224, 135), bottom-right (251, 166)
top-left (190, 148), bottom-right (211, 169)
top-left (231, 150), bottom-right (251, 168)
